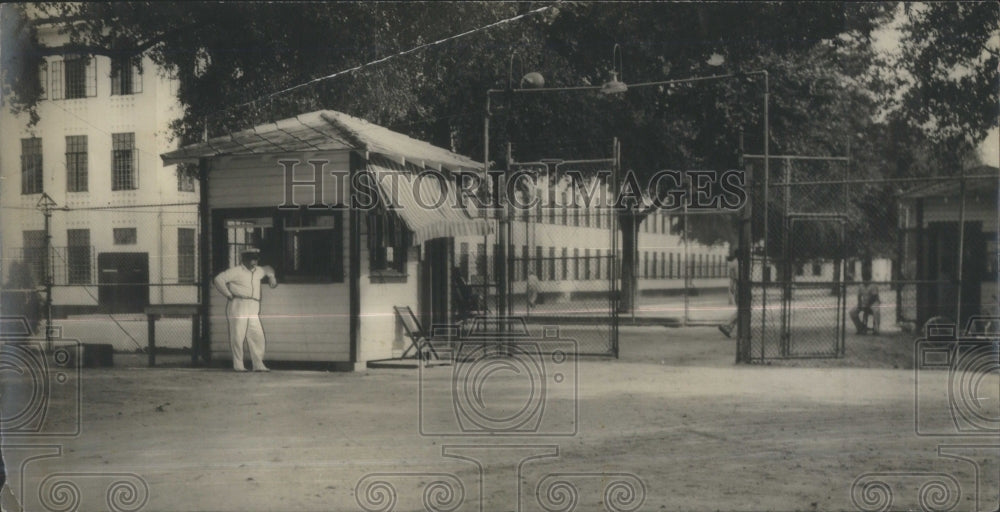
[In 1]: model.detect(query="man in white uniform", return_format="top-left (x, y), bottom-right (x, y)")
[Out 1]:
top-left (213, 248), bottom-right (277, 371)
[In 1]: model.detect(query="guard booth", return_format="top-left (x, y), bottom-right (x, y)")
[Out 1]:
top-left (898, 167), bottom-right (999, 330)
top-left (161, 110), bottom-right (490, 370)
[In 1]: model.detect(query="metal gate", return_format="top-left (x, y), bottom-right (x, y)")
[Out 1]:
top-left (781, 216), bottom-right (846, 357)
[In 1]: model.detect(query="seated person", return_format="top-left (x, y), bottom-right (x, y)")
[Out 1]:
top-left (849, 275), bottom-right (880, 334)
top-left (452, 269), bottom-right (486, 320)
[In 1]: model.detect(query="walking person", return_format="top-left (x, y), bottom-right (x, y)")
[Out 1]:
top-left (526, 271), bottom-right (540, 312)
top-left (213, 248), bottom-right (277, 372)
top-left (718, 249), bottom-right (739, 338)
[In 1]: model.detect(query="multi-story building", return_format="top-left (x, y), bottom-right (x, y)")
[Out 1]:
top-left (1, 16), bottom-right (198, 315)
top-left (452, 175), bottom-right (731, 306)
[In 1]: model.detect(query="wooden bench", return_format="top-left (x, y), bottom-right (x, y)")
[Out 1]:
top-left (144, 304), bottom-right (200, 367)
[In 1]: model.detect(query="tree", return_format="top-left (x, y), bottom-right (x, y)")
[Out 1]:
top-left (891, 2), bottom-right (999, 158)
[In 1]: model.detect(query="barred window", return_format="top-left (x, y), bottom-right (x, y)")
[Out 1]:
top-left (111, 55), bottom-right (142, 95)
top-left (548, 191), bottom-right (556, 224)
top-left (177, 228), bottom-right (196, 283)
top-left (176, 163), bottom-right (196, 192)
top-left (113, 228), bottom-right (137, 245)
top-left (573, 248), bottom-right (580, 280)
top-left (459, 242), bottom-right (470, 281)
top-left (21, 138), bottom-right (43, 195)
top-left (112, 133), bottom-right (138, 190)
top-left (66, 135), bottom-right (88, 192)
top-left (23, 230), bottom-right (46, 285)
top-left (548, 247), bottom-right (555, 281)
top-left (561, 247), bottom-right (568, 280)
top-left (60, 55), bottom-right (95, 99)
top-left (652, 252), bottom-right (658, 279)
top-left (535, 246), bottom-right (543, 280)
top-left (584, 249), bottom-right (591, 280)
top-left (67, 229), bottom-right (91, 284)
top-left (367, 207), bottom-right (406, 275)
top-left (561, 192), bottom-right (568, 225)
top-left (476, 243), bottom-right (487, 279)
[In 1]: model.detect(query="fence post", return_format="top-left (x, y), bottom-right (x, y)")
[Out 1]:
top-left (737, 129), bottom-right (753, 363)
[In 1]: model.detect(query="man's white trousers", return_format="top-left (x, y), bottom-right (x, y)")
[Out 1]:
top-left (227, 298), bottom-right (266, 370)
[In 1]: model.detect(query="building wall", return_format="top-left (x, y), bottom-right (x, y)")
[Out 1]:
top-left (0, 22), bottom-right (197, 311)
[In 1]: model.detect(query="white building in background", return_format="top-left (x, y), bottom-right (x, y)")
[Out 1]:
top-left (452, 174), bottom-right (731, 304)
top-left (0, 17), bottom-right (198, 315)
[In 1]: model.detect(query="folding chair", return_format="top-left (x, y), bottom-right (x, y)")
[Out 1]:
top-left (452, 275), bottom-right (489, 321)
top-left (393, 306), bottom-right (447, 365)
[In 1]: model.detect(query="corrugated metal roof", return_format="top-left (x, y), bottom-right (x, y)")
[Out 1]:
top-left (367, 155), bottom-right (491, 245)
top-left (161, 110), bottom-right (482, 170)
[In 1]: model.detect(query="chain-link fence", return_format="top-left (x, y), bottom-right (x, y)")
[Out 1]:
top-left (2, 243), bottom-right (199, 353)
top-left (741, 159), bottom-right (999, 362)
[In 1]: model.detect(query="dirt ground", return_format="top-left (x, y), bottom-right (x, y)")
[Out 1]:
top-left (1, 326), bottom-right (997, 512)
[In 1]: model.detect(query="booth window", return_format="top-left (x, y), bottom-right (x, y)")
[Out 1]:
top-left (223, 217), bottom-right (274, 270)
top-left (217, 209), bottom-right (343, 283)
top-left (281, 210), bottom-right (344, 283)
top-left (368, 208), bottom-right (409, 275)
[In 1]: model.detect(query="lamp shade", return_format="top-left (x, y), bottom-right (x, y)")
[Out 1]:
top-left (601, 72), bottom-right (628, 95)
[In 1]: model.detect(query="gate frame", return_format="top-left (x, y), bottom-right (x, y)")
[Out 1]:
top-left (737, 150), bottom-right (852, 363)
top-left (782, 213), bottom-right (848, 358)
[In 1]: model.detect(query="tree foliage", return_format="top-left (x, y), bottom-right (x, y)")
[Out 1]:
top-left (1, 2), bottom-right (995, 308)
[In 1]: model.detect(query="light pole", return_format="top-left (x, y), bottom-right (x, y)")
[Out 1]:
top-left (36, 192), bottom-right (69, 350)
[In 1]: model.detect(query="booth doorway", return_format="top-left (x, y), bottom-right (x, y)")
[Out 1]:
top-left (420, 238), bottom-right (452, 331)
top-left (919, 221), bottom-right (985, 327)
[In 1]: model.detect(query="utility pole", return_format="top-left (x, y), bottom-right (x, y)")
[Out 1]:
top-left (36, 193), bottom-right (66, 350)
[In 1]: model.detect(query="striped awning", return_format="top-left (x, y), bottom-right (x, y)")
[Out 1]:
top-left (368, 156), bottom-right (491, 245)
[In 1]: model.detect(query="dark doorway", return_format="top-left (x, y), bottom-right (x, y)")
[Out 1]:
top-left (420, 238), bottom-right (452, 331)
top-left (98, 253), bottom-right (149, 313)
top-left (920, 222), bottom-right (984, 327)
